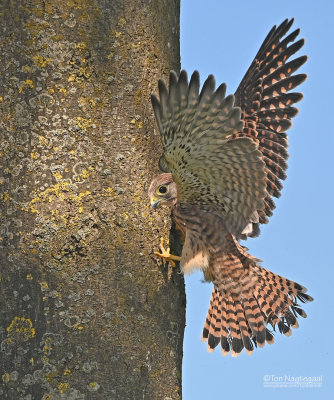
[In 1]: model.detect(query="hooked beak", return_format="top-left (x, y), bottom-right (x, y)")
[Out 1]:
top-left (150, 197), bottom-right (161, 210)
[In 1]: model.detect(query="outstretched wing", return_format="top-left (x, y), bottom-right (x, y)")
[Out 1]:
top-left (151, 70), bottom-right (267, 237)
top-left (234, 18), bottom-right (307, 236)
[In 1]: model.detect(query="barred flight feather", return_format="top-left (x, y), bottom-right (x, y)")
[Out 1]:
top-left (234, 18), bottom-right (307, 237)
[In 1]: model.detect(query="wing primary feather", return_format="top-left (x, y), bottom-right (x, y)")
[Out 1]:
top-left (260, 92), bottom-right (304, 110)
top-left (178, 70), bottom-right (189, 111)
top-left (237, 19), bottom-right (294, 96)
top-left (188, 70), bottom-right (200, 97)
top-left (182, 71), bottom-right (200, 135)
top-left (198, 74), bottom-right (216, 105)
top-left (262, 74), bottom-right (307, 98)
top-left (232, 19), bottom-right (307, 237)
top-left (262, 56), bottom-right (307, 89)
top-left (168, 71), bottom-right (179, 114)
top-left (158, 79), bottom-right (170, 120)
top-left (255, 19), bottom-right (294, 63)
top-left (151, 94), bottom-right (163, 133)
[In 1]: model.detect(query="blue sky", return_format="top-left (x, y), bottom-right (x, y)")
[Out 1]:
top-left (180, 1), bottom-right (334, 399)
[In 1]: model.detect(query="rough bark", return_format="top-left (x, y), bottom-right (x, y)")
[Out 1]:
top-left (0, 1), bottom-right (184, 399)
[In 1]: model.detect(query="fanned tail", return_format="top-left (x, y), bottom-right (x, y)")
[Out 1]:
top-left (201, 239), bottom-right (313, 356)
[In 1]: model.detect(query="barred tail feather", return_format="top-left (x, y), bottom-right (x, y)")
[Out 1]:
top-left (202, 262), bottom-right (312, 356)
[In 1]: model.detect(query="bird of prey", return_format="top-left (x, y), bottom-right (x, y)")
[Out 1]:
top-left (148, 19), bottom-right (313, 356)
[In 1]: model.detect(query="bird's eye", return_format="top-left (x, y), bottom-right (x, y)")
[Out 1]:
top-left (157, 185), bottom-right (168, 195)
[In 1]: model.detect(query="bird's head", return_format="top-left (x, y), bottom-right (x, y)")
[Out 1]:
top-left (148, 173), bottom-right (177, 209)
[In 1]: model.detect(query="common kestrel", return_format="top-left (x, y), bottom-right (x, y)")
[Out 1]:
top-left (148, 19), bottom-right (312, 356)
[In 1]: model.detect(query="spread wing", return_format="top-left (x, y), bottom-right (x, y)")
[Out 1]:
top-left (151, 70), bottom-right (267, 237)
top-left (234, 18), bottom-right (307, 236)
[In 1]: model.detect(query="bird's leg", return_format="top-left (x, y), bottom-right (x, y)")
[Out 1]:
top-left (154, 237), bottom-right (181, 267)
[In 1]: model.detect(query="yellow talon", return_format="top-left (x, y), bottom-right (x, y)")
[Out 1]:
top-left (154, 237), bottom-right (181, 267)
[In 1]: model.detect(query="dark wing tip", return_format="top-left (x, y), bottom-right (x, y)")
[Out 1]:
top-left (169, 70), bottom-right (178, 87)
top-left (158, 78), bottom-right (168, 93)
top-left (298, 54), bottom-right (308, 67)
top-left (199, 74), bottom-right (216, 102)
top-left (169, 70), bottom-right (178, 79)
top-left (191, 70), bottom-right (200, 81)
top-left (151, 93), bottom-right (161, 116)
top-left (151, 94), bottom-right (162, 132)
top-left (295, 73), bottom-right (308, 86)
top-left (151, 93), bottom-right (160, 107)
top-left (202, 73), bottom-right (216, 89)
top-left (188, 70), bottom-right (200, 96)
top-left (179, 69), bottom-right (188, 82)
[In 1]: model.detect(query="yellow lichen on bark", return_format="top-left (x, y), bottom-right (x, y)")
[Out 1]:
top-left (0, 0), bottom-right (183, 398)
top-left (7, 317), bottom-right (36, 342)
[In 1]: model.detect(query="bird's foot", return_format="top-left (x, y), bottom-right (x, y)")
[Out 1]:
top-left (154, 237), bottom-right (181, 267)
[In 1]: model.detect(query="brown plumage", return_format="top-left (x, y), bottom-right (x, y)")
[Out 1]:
top-left (148, 19), bottom-right (312, 356)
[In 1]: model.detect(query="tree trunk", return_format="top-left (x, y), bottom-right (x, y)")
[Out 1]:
top-left (0, 1), bottom-right (184, 399)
